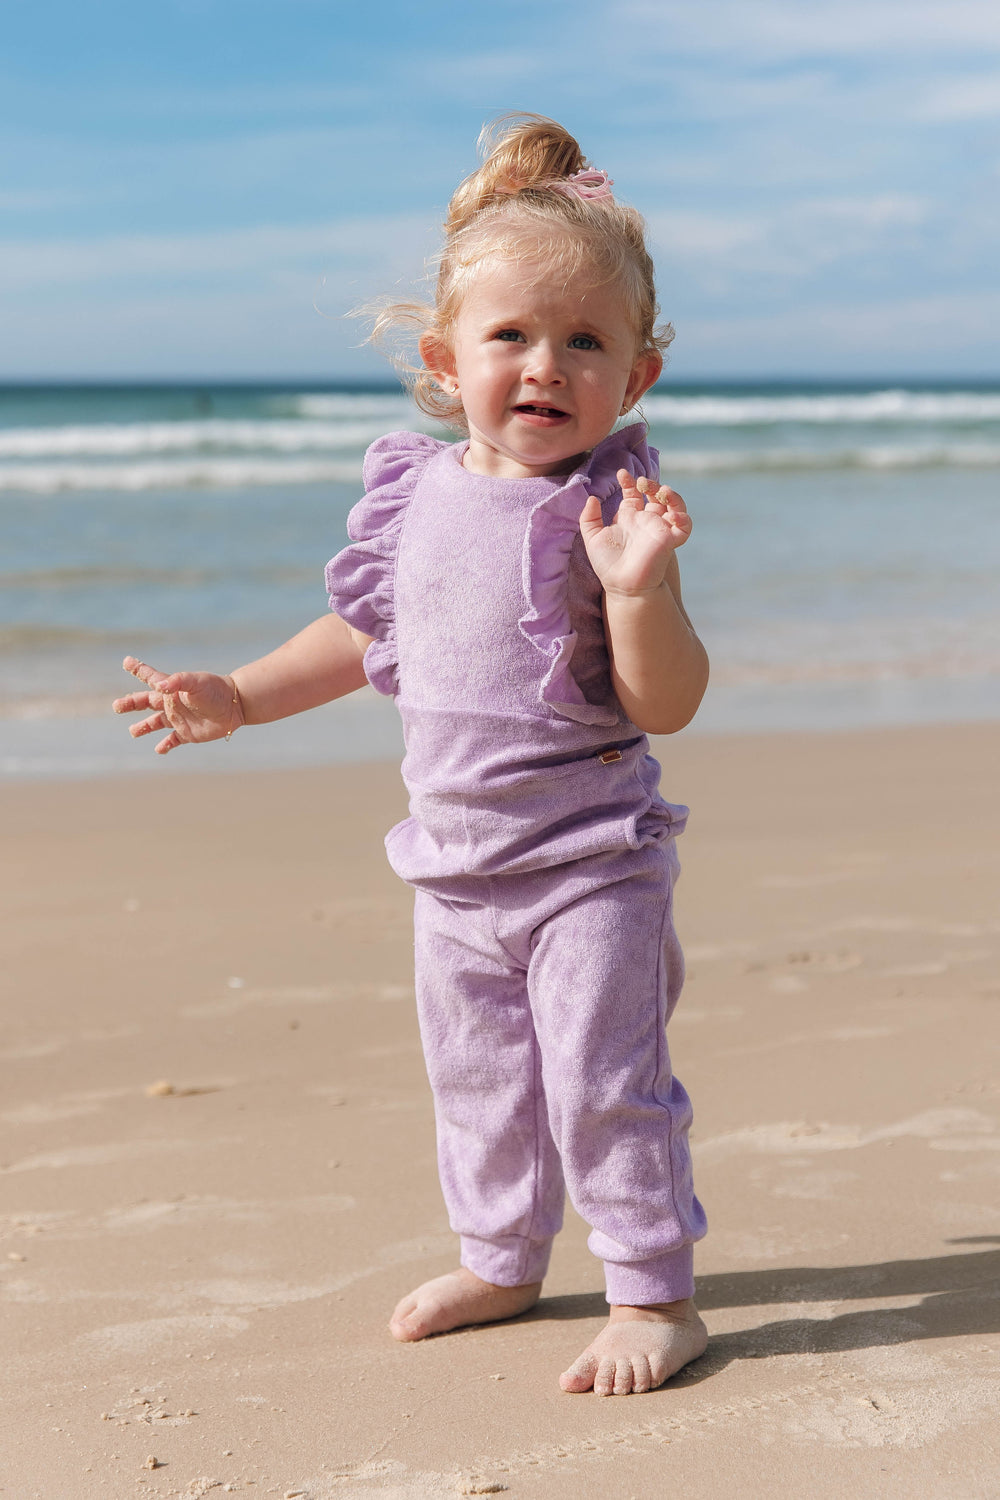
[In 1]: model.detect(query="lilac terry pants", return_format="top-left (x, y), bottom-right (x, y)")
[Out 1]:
top-left (412, 838), bottom-right (706, 1305)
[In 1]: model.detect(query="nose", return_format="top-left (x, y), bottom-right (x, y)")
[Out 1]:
top-left (524, 340), bottom-right (565, 386)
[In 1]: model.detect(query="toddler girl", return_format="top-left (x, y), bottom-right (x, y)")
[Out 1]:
top-left (114, 114), bottom-right (710, 1396)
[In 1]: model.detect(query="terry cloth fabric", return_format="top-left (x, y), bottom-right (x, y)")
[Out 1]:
top-left (325, 424), bottom-right (689, 885)
top-left (325, 425), bottom-right (706, 1302)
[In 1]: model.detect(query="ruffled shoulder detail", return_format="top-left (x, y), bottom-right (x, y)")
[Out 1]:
top-left (325, 430), bottom-right (446, 696)
top-left (518, 423), bottom-right (659, 726)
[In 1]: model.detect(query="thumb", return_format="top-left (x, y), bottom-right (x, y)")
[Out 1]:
top-left (579, 492), bottom-right (605, 540)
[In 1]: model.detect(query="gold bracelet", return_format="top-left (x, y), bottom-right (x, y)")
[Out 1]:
top-left (225, 678), bottom-right (245, 742)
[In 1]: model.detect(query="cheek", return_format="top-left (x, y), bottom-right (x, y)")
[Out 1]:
top-left (579, 368), bottom-right (626, 410)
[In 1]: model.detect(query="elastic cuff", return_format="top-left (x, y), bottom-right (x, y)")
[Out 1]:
top-left (460, 1233), bottom-right (553, 1288)
top-left (603, 1242), bottom-right (695, 1305)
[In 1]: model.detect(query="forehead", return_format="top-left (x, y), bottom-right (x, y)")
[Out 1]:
top-left (456, 253), bottom-right (630, 328)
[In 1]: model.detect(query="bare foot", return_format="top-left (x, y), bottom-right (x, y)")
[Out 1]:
top-left (389, 1267), bottom-right (543, 1342)
top-left (559, 1298), bottom-right (708, 1395)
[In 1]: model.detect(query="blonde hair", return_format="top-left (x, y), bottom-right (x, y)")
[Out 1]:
top-left (368, 114), bottom-right (673, 430)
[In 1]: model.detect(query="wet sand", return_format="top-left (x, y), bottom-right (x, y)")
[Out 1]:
top-left (2, 723), bottom-right (998, 1498)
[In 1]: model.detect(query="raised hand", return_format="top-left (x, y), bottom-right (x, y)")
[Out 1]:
top-left (112, 657), bottom-right (243, 755)
top-left (579, 469), bottom-right (692, 597)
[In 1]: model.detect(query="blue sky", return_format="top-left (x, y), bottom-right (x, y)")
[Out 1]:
top-left (2, 0), bottom-right (999, 379)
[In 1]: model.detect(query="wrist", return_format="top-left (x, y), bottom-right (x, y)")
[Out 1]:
top-left (224, 674), bottom-right (247, 737)
top-left (602, 580), bottom-right (669, 603)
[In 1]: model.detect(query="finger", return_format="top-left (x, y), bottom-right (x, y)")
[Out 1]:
top-left (579, 492), bottom-right (606, 540)
top-left (663, 505), bottom-right (693, 537)
top-left (129, 711), bottom-right (168, 739)
top-left (155, 670), bottom-right (204, 696)
top-left (113, 691), bottom-right (156, 715)
top-left (616, 469), bottom-right (644, 509)
top-left (154, 731), bottom-right (183, 755)
top-left (122, 656), bottom-right (172, 691)
top-left (645, 484), bottom-right (685, 512)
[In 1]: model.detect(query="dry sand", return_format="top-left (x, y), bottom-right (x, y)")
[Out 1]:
top-left (2, 723), bottom-right (998, 1499)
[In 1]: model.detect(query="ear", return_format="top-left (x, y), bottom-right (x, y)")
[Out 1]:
top-left (623, 350), bottom-right (663, 412)
top-left (418, 331), bottom-right (459, 396)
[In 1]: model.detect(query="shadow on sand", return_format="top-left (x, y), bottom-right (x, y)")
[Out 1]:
top-left (526, 1240), bottom-right (1000, 1382)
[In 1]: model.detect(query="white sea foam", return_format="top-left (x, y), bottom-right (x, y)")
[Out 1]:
top-left (0, 456), bottom-right (364, 493)
top-left (279, 392), bottom-right (418, 420)
top-left (1, 383), bottom-right (998, 493)
top-left (286, 387), bottom-right (1000, 425)
top-left (0, 418), bottom-right (408, 459)
top-left (656, 442), bottom-right (1000, 472)
top-left (641, 389), bottom-right (1000, 424)
top-left (3, 441), bottom-right (1000, 493)
top-left (2, 389), bottom-right (997, 471)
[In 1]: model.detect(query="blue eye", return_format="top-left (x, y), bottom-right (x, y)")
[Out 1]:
top-left (569, 335), bottom-right (599, 350)
top-left (494, 329), bottom-right (524, 342)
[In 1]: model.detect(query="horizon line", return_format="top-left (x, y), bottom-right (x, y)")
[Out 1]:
top-left (3, 373), bottom-right (1000, 390)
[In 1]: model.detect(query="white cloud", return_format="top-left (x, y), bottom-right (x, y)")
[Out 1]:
top-left (648, 194), bottom-right (930, 285)
top-left (0, 213), bottom-right (448, 377)
top-left (620, 0), bottom-right (1000, 59)
top-left (918, 72), bottom-right (1000, 119)
top-left (672, 288), bottom-right (1000, 374)
top-left (4, 1), bottom-right (996, 378)
top-left (0, 278), bottom-right (395, 381)
top-left (0, 215), bottom-right (438, 291)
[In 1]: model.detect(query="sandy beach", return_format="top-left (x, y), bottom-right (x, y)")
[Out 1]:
top-left (2, 722), bottom-right (998, 1499)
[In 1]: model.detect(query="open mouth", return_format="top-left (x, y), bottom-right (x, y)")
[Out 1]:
top-left (514, 403), bottom-right (568, 419)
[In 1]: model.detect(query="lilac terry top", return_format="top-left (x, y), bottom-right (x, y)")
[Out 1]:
top-left (325, 423), bottom-right (687, 883)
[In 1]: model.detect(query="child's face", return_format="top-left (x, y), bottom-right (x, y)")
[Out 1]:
top-left (420, 255), bottom-right (661, 479)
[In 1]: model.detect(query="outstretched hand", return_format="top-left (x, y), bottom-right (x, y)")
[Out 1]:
top-left (580, 469), bottom-right (692, 597)
top-left (112, 657), bottom-right (243, 755)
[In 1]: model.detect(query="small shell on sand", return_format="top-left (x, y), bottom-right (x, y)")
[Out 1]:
top-left (144, 1080), bottom-right (222, 1098)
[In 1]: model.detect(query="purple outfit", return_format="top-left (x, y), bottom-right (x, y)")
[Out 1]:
top-left (325, 423), bottom-right (706, 1302)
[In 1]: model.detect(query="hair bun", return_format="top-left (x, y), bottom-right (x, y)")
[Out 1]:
top-left (445, 113), bottom-right (586, 234)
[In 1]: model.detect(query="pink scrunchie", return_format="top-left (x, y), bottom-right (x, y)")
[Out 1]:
top-left (551, 167), bottom-right (615, 202)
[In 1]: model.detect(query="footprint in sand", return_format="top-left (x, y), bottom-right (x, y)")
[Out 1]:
top-left (879, 960), bottom-right (949, 977)
top-left (743, 949), bottom-right (863, 992)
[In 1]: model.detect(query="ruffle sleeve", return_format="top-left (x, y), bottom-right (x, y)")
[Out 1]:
top-left (518, 422), bottom-right (659, 726)
top-left (325, 430), bottom-right (445, 696)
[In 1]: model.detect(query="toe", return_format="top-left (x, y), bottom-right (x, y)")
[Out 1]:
top-left (393, 1312), bottom-right (432, 1342)
top-left (612, 1357), bottom-right (634, 1396)
top-left (388, 1295), bottom-right (422, 1341)
top-left (631, 1354), bottom-right (653, 1394)
top-left (594, 1355), bottom-right (618, 1397)
top-left (559, 1353), bottom-right (598, 1393)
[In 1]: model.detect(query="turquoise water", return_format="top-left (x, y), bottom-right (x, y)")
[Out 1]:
top-left (2, 379), bottom-right (999, 778)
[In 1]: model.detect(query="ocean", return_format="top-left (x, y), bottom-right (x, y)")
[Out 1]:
top-left (2, 378), bottom-right (999, 780)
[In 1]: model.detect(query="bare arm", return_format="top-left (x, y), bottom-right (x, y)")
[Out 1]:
top-left (602, 552), bottom-right (709, 734)
top-left (230, 614), bottom-right (371, 723)
top-left (113, 613), bottom-right (372, 755)
top-left (580, 470), bottom-right (709, 735)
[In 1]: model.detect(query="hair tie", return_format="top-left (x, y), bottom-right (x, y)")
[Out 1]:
top-left (552, 167), bottom-right (615, 203)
